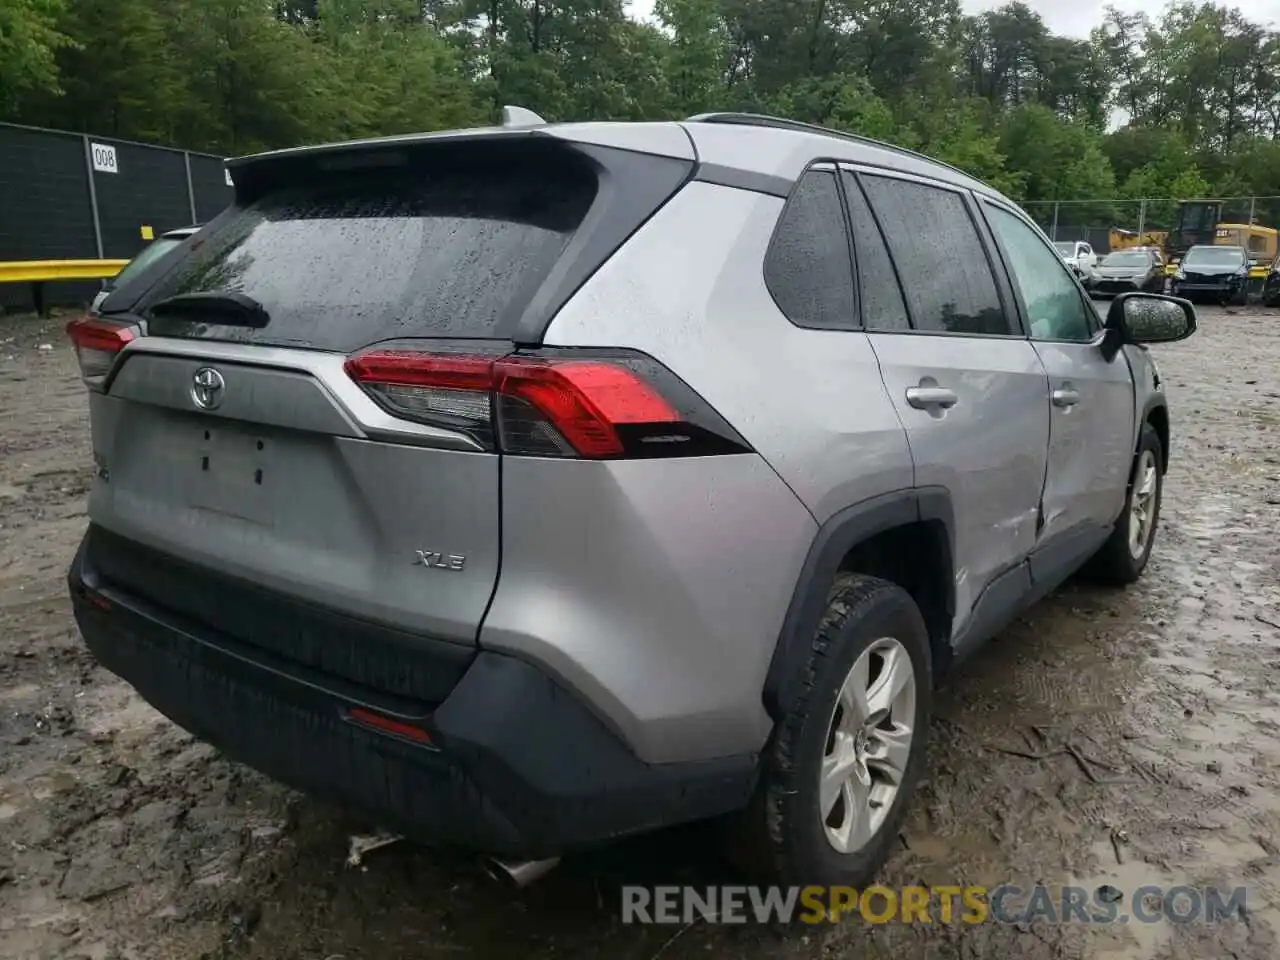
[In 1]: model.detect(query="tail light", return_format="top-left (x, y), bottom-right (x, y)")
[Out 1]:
top-left (344, 348), bottom-right (751, 459)
top-left (66, 316), bottom-right (136, 387)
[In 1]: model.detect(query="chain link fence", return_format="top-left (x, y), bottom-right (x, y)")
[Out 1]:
top-left (1022, 196), bottom-right (1280, 254)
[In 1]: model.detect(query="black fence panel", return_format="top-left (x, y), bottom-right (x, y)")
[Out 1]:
top-left (0, 122), bottom-right (232, 312)
top-left (92, 139), bottom-right (193, 260)
top-left (0, 126), bottom-right (101, 310)
top-left (0, 126), bottom-right (95, 261)
top-left (190, 153), bottom-right (234, 224)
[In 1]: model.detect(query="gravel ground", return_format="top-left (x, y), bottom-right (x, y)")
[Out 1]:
top-left (3, 305), bottom-right (1280, 960)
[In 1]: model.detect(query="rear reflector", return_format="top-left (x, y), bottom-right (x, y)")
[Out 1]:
top-left (66, 316), bottom-right (136, 385)
top-left (345, 350), bottom-right (734, 459)
top-left (346, 707), bottom-right (433, 745)
top-left (73, 580), bottom-right (115, 612)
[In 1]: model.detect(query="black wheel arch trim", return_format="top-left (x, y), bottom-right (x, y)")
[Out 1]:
top-left (762, 487), bottom-right (955, 722)
top-left (1140, 392), bottom-right (1169, 472)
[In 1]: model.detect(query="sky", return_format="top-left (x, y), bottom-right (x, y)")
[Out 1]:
top-left (626, 0), bottom-right (1280, 36)
top-left (962, 0), bottom-right (1280, 36)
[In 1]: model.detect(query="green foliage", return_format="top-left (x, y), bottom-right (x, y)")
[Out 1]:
top-left (655, 0), bottom-right (725, 114)
top-left (1167, 165), bottom-right (1211, 200)
top-left (0, 0), bottom-right (74, 112)
top-left (767, 75), bottom-right (895, 139)
top-left (6, 0), bottom-right (1280, 235)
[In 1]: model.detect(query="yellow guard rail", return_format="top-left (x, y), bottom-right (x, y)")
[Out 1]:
top-left (0, 259), bottom-right (128, 317)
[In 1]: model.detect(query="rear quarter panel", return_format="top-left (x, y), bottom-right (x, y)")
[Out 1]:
top-left (514, 180), bottom-right (915, 763)
top-left (543, 180), bottom-right (915, 523)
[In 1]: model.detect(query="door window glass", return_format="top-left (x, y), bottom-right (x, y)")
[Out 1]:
top-left (860, 176), bottom-right (1012, 336)
top-left (842, 173), bottom-right (909, 331)
top-left (986, 204), bottom-right (1096, 342)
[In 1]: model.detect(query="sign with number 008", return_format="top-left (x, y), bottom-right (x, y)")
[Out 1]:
top-left (90, 142), bottom-right (119, 174)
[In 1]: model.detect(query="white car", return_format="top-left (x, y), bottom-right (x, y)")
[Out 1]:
top-left (1054, 240), bottom-right (1098, 282)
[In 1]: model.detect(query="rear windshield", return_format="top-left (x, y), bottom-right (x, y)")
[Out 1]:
top-left (1053, 242), bottom-right (1073, 256)
top-left (138, 164), bottom-right (596, 351)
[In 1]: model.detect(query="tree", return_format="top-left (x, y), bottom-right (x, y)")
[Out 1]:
top-left (0, 0), bottom-right (73, 113)
top-left (655, 0), bottom-right (726, 115)
top-left (3, 0), bottom-right (1280, 230)
top-left (30, 0), bottom-right (183, 141)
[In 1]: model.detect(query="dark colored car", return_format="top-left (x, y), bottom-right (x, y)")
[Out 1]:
top-left (1091, 249), bottom-right (1164, 298)
top-left (91, 227), bottom-right (201, 312)
top-left (1171, 244), bottom-right (1250, 305)
top-left (1264, 256), bottom-right (1280, 307)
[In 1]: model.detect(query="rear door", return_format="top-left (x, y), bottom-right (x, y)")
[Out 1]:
top-left (980, 200), bottom-right (1134, 551)
top-left (85, 134), bottom-right (692, 683)
top-left (845, 169), bottom-right (1050, 632)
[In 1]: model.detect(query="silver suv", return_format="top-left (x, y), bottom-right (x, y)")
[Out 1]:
top-left (66, 110), bottom-right (1196, 888)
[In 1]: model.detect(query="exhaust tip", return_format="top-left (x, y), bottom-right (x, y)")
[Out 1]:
top-left (484, 856), bottom-right (561, 888)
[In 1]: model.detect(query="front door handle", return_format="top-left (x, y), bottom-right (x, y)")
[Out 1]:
top-left (905, 386), bottom-right (958, 410)
top-left (1051, 387), bottom-right (1081, 408)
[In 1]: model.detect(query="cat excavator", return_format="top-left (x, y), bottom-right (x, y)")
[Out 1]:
top-left (1138, 201), bottom-right (1276, 291)
top-left (1108, 226), bottom-right (1169, 252)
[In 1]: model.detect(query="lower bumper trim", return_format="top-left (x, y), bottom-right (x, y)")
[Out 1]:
top-left (69, 537), bottom-right (757, 858)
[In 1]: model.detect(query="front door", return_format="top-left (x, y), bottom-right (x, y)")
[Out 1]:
top-left (981, 200), bottom-right (1135, 551)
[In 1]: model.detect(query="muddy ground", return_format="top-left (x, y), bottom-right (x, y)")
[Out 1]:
top-left (2, 305), bottom-right (1280, 960)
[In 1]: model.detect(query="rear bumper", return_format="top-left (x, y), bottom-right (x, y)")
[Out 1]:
top-left (68, 534), bottom-right (756, 858)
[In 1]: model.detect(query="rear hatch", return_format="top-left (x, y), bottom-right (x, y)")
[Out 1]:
top-left (75, 129), bottom-right (694, 702)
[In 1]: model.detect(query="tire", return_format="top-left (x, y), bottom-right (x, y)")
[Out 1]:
top-left (1085, 423), bottom-right (1163, 586)
top-left (1234, 286), bottom-right (1249, 307)
top-left (730, 574), bottom-right (932, 887)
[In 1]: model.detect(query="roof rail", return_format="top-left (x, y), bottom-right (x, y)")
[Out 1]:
top-left (683, 112), bottom-right (977, 184)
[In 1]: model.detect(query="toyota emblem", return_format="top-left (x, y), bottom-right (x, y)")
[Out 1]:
top-left (191, 367), bottom-right (226, 410)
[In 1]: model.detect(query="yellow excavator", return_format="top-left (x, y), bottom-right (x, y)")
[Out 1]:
top-left (1109, 226), bottom-right (1169, 252)
top-left (1158, 201), bottom-right (1276, 287)
top-left (1212, 222), bottom-right (1277, 264)
top-left (1106, 202), bottom-right (1275, 296)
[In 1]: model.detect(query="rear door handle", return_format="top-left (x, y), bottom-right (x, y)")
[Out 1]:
top-left (1051, 387), bottom-right (1081, 408)
top-left (905, 386), bottom-right (958, 410)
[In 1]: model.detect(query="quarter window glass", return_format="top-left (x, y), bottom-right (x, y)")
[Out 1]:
top-left (986, 205), bottom-right (1095, 342)
top-left (842, 173), bottom-right (910, 331)
top-left (860, 176), bottom-right (1012, 336)
top-left (764, 170), bottom-right (856, 329)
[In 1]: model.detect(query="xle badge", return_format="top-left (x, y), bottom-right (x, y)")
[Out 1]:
top-left (413, 550), bottom-right (466, 572)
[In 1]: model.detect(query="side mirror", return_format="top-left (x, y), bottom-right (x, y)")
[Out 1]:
top-left (1105, 292), bottom-right (1197, 346)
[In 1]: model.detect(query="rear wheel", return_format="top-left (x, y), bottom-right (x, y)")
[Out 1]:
top-left (731, 574), bottom-right (931, 886)
top-left (1086, 423), bottom-right (1163, 585)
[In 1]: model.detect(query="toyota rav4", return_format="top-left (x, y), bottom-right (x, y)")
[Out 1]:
top-left (66, 109), bottom-right (1196, 888)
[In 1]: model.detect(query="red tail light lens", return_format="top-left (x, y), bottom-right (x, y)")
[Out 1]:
top-left (66, 316), bottom-right (136, 385)
top-left (344, 348), bottom-right (749, 459)
top-left (496, 360), bottom-right (677, 458)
